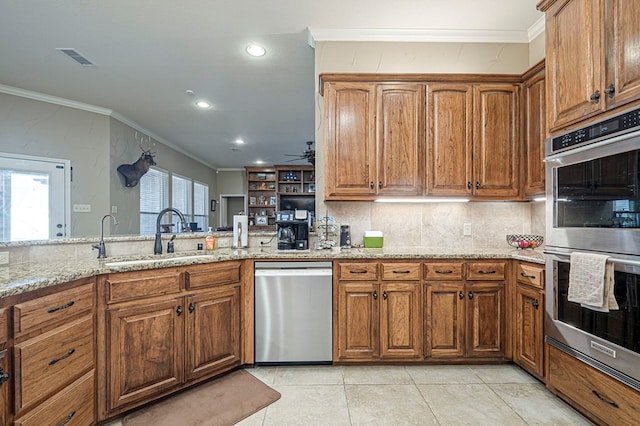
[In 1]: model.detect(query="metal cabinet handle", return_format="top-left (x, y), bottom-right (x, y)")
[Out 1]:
top-left (468, 291), bottom-right (474, 300)
top-left (532, 299), bottom-right (539, 309)
top-left (189, 302), bottom-right (195, 313)
top-left (378, 181), bottom-right (383, 189)
top-left (604, 83), bottom-right (615, 98)
top-left (370, 181), bottom-right (374, 189)
top-left (0, 368), bottom-right (9, 384)
top-left (459, 291), bottom-right (464, 300)
top-left (48, 300), bottom-right (75, 313)
top-left (176, 305), bottom-right (183, 316)
top-left (373, 291), bottom-right (378, 300)
top-left (592, 390), bottom-right (619, 408)
top-left (435, 270), bottom-right (454, 274)
top-left (49, 348), bottom-right (75, 365)
top-left (57, 410), bottom-right (76, 426)
top-left (590, 90), bottom-right (601, 103)
top-left (392, 270), bottom-right (411, 274)
top-left (350, 270), bottom-right (368, 274)
top-left (467, 181), bottom-right (472, 190)
top-left (477, 270), bottom-right (496, 275)
top-left (520, 272), bottom-right (536, 279)
top-left (383, 291), bottom-right (388, 300)
top-left (475, 181), bottom-right (480, 189)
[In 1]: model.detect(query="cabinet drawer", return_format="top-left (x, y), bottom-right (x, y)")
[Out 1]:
top-left (424, 262), bottom-right (464, 280)
top-left (14, 370), bottom-right (95, 426)
top-left (381, 263), bottom-right (420, 281)
top-left (466, 262), bottom-right (505, 280)
top-left (516, 262), bottom-right (544, 289)
top-left (105, 269), bottom-right (182, 303)
top-left (186, 261), bottom-right (242, 289)
top-left (337, 262), bottom-right (378, 281)
top-left (14, 314), bottom-right (94, 413)
top-left (547, 345), bottom-right (640, 425)
top-left (13, 282), bottom-right (94, 339)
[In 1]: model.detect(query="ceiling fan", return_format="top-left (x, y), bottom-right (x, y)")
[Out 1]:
top-left (284, 141), bottom-right (315, 165)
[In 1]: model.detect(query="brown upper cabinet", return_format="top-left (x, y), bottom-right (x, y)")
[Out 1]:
top-left (428, 83), bottom-right (520, 199)
top-left (323, 81), bottom-right (426, 200)
top-left (538, 0), bottom-right (640, 133)
top-left (522, 61), bottom-right (546, 197)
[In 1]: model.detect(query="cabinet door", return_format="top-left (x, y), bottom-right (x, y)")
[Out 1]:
top-left (545, 0), bottom-right (604, 131)
top-left (523, 69), bottom-right (546, 197)
top-left (515, 284), bottom-right (544, 378)
top-left (107, 298), bottom-right (184, 411)
top-left (427, 84), bottom-right (473, 195)
top-left (466, 283), bottom-right (504, 358)
top-left (425, 282), bottom-right (465, 358)
top-left (472, 84), bottom-right (520, 198)
top-left (377, 84), bottom-right (426, 196)
top-left (605, 0), bottom-right (640, 109)
top-left (379, 283), bottom-right (422, 359)
top-left (324, 82), bottom-right (377, 199)
top-left (336, 283), bottom-right (378, 360)
top-left (185, 286), bottom-right (240, 381)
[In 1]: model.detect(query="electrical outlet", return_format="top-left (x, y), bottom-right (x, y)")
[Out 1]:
top-left (463, 223), bottom-right (472, 236)
top-left (73, 204), bottom-right (91, 213)
top-left (0, 252), bottom-right (9, 265)
top-left (111, 205), bottom-right (118, 213)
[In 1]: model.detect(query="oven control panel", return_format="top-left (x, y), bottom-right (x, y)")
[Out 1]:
top-left (551, 106), bottom-right (640, 152)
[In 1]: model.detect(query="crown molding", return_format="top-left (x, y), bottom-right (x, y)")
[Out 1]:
top-left (0, 83), bottom-right (218, 170)
top-left (308, 20), bottom-right (545, 47)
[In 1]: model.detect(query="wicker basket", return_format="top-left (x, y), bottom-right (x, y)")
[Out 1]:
top-left (506, 234), bottom-right (544, 249)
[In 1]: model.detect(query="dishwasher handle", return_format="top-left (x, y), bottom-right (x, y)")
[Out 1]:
top-left (255, 269), bottom-right (333, 277)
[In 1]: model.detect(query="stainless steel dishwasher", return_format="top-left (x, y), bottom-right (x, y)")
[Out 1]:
top-left (254, 261), bottom-right (333, 364)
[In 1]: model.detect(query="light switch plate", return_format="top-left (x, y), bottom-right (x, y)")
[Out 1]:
top-left (0, 252), bottom-right (9, 265)
top-left (463, 223), bottom-right (472, 236)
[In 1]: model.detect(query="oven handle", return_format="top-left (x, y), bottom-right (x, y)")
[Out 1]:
top-left (544, 248), bottom-right (640, 268)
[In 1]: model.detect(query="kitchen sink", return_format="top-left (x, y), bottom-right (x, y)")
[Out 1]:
top-left (104, 254), bottom-right (214, 268)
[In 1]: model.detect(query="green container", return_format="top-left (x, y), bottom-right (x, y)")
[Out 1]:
top-left (363, 236), bottom-right (384, 248)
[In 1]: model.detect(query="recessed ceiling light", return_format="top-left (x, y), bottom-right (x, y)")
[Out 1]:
top-left (246, 44), bottom-right (266, 57)
top-left (255, 159), bottom-right (264, 165)
top-left (195, 100), bottom-right (211, 109)
top-left (235, 139), bottom-right (245, 145)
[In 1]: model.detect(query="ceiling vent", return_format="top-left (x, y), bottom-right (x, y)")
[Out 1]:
top-left (56, 48), bottom-right (95, 66)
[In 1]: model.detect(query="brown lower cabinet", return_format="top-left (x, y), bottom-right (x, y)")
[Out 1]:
top-left (336, 262), bottom-right (423, 361)
top-left (546, 344), bottom-right (640, 425)
top-left (425, 261), bottom-right (506, 360)
top-left (513, 262), bottom-right (544, 379)
top-left (100, 262), bottom-right (242, 420)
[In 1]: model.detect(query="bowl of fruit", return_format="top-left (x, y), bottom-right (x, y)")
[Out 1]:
top-left (506, 234), bottom-right (544, 250)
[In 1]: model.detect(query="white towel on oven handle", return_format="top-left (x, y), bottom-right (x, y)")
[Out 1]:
top-left (568, 252), bottom-right (619, 312)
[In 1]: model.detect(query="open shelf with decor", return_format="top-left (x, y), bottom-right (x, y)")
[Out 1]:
top-left (276, 165), bottom-right (316, 218)
top-left (245, 167), bottom-right (277, 230)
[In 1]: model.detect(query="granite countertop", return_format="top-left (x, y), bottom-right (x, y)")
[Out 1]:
top-left (0, 246), bottom-right (545, 299)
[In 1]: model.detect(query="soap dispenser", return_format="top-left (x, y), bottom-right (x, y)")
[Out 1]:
top-left (205, 227), bottom-right (216, 252)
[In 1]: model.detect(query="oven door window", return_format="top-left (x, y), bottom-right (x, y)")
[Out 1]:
top-left (557, 262), bottom-right (640, 354)
top-left (555, 150), bottom-right (640, 228)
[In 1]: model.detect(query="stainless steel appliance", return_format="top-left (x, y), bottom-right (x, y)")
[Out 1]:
top-left (254, 261), bottom-right (333, 364)
top-left (340, 225), bottom-right (351, 248)
top-left (275, 210), bottom-right (309, 250)
top-left (544, 106), bottom-right (640, 391)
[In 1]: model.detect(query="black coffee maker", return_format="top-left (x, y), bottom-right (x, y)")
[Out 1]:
top-left (275, 210), bottom-right (309, 250)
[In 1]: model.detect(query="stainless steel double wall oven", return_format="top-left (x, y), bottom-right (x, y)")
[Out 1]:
top-left (544, 106), bottom-right (640, 391)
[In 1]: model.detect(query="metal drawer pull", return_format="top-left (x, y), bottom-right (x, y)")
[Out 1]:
top-left (188, 302), bottom-right (195, 313)
top-left (0, 368), bottom-right (9, 384)
top-left (468, 291), bottom-right (474, 300)
top-left (392, 270), bottom-right (411, 274)
top-left (47, 300), bottom-right (75, 313)
top-left (350, 270), bottom-right (368, 274)
top-left (373, 291), bottom-right (378, 300)
top-left (383, 291), bottom-right (388, 299)
top-left (477, 270), bottom-right (496, 274)
top-left (592, 390), bottom-right (619, 408)
top-left (57, 410), bottom-right (76, 426)
top-left (520, 272), bottom-right (536, 279)
top-left (459, 291), bottom-right (464, 299)
top-left (49, 348), bottom-right (75, 365)
top-left (532, 299), bottom-right (539, 309)
top-left (435, 270), bottom-right (454, 274)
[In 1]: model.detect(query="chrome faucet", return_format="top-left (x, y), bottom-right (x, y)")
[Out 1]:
top-left (92, 214), bottom-right (118, 259)
top-left (154, 208), bottom-right (188, 254)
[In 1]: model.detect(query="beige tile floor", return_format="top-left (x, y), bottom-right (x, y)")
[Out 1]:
top-left (107, 364), bottom-right (593, 426)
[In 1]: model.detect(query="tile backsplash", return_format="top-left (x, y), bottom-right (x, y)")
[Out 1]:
top-left (320, 201), bottom-right (546, 250)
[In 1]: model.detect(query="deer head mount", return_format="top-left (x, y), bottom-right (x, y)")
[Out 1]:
top-left (117, 133), bottom-right (157, 188)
